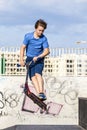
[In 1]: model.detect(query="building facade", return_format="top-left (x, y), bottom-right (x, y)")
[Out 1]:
top-left (0, 47), bottom-right (87, 76)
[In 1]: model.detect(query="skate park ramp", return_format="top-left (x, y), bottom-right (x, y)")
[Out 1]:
top-left (3, 125), bottom-right (84, 130)
top-left (0, 77), bottom-right (87, 130)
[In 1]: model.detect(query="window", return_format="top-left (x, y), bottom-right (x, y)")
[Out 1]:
top-left (67, 65), bottom-right (69, 67)
top-left (67, 69), bottom-right (69, 72)
top-left (77, 64), bottom-right (82, 67)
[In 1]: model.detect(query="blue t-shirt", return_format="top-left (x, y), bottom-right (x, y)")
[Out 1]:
top-left (23, 32), bottom-right (49, 57)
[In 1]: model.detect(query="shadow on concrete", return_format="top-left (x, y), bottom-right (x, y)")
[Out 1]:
top-left (3, 125), bottom-right (83, 130)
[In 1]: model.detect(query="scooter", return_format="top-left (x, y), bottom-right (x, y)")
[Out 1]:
top-left (17, 59), bottom-right (47, 111)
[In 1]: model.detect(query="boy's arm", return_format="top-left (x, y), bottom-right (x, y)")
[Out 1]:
top-left (38, 48), bottom-right (50, 58)
top-left (33, 48), bottom-right (50, 62)
top-left (20, 44), bottom-right (26, 66)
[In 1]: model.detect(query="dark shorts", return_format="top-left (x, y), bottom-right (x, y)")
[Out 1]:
top-left (26, 57), bottom-right (44, 80)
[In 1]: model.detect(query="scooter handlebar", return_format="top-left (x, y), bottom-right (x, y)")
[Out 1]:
top-left (17, 57), bottom-right (42, 67)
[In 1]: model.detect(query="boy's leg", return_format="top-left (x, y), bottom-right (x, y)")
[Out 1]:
top-left (31, 75), bottom-right (40, 94)
top-left (31, 74), bottom-right (44, 94)
top-left (33, 62), bottom-right (44, 93)
top-left (31, 73), bottom-right (46, 100)
top-left (29, 65), bottom-right (41, 94)
top-left (35, 73), bottom-right (47, 100)
top-left (35, 73), bottom-right (44, 93)
top-left (30, 62), bottom-right (46, 99)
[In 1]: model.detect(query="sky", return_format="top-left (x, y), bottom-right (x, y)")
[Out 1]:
top-left (0, 0), bottom-right (87, 48)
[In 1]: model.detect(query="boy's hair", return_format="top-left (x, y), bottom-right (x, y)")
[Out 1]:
top-left (35, 19), bottom-right (47, 29)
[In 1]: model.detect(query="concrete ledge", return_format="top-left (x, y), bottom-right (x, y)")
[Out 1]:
top-left (3, 125), bottom-right (83, 130)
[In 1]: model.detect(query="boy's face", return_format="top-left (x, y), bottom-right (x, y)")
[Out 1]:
top-left (35, 25), bottom-right (44, 37)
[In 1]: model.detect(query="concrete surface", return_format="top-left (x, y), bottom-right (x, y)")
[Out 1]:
top-left (3, 125), bottom-right (84, 130)
top-left (0, 76), bottom-right (87, 129)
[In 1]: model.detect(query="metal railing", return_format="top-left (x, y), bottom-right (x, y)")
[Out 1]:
top-left (1, 47), bottom-right (87, 56)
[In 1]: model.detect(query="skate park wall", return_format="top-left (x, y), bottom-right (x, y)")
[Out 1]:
top-left (0, 75), bottom-right (87, 129)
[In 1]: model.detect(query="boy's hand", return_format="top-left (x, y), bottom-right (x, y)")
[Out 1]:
top-left (20, 60), bottom-right (25, 66)
top-left (33, 56), bottom-right (38, 62)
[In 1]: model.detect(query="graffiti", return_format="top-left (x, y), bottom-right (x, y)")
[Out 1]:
top-left (44, 76), bottom-right (78, 105)
top-left (0, 91), bottom-right (4, 109)
top-left (0, 76), bottom-right (85, 129)
top-left (0, 111), bottom-right (8, 117)
top-left (0, 89), bottom-right (23, 110)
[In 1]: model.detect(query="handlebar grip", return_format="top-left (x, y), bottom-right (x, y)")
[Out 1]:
top-left (17, 64), bottom-right (24, 67)
top-left (17, 57), bottom-right (42, 67)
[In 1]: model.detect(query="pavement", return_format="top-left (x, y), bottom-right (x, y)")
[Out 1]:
top-left (3, 125), bottom-right (84, 130)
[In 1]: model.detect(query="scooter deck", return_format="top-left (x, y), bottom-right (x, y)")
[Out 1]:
top-left (24, 90), bottom-right (47, 111)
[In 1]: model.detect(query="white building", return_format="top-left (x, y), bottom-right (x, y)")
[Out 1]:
top-left (0, 47), bottom-right (87, 76)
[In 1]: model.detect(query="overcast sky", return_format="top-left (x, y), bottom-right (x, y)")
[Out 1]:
top-left (0, 0), bottom-right (87, 48)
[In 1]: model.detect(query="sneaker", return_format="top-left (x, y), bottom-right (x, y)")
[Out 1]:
top-left (38, 93), bottom-right (47, 101)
